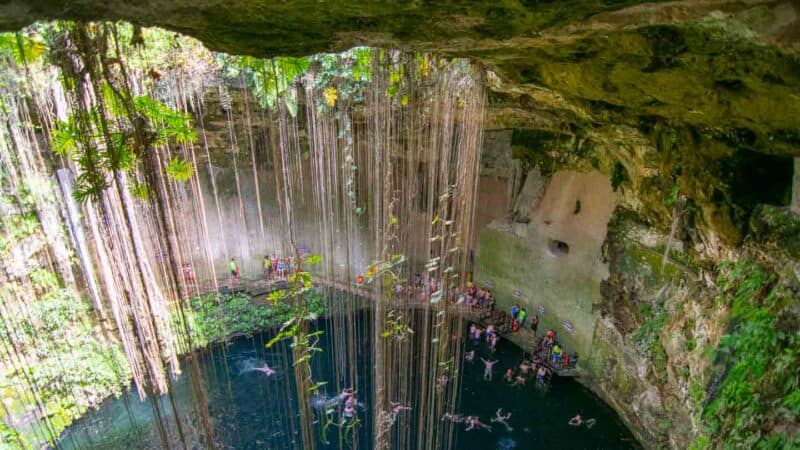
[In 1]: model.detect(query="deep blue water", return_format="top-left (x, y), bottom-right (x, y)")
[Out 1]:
top-left (59, 313), bottom-right (638, 450)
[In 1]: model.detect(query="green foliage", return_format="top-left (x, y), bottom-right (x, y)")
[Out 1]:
top-left (0, 211), bottom-right (40, 253)
top-left (132, 96), bottom-right (197, 146)
top-left (0, 418), bottom-right (24, 450)
top-left (50, 117), bottom-right (81, 157)
top-left (182, 291), bottom-right (326, 348)
top-left (28, 268), bottom-right (60, 292)
top-left (304, 254), bottom-right (322, 265)
top-left (128, 179), bottom-right (150, 200)
top-left (221, 55), bottom-right (309, 113)
top-left (260, 255), bottom-right (329, 394)
top-left (0, 33), bottom-right (45, 65)
top-left (632, 301), bottom-right (667, 356)
top-left (221, 48), bottom-right (376, 115)
top-left (1, 289), bottom-right (129, 447)
top-left (164, 157), bottom-right (194, 183)
top-left (701, 259), bottom-right (800, 448)
top-left (664, 184), bottom-right (680, 207)
top-left (51, 94), bottom-right (197, 202)
top-left (381, 310), bottom-right (414, 342)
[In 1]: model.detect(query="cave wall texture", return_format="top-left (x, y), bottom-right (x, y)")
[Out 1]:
top-left (2, 1), bottom-right (799, 448)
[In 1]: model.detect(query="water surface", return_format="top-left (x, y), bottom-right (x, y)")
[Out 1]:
top-left (60, 313), bottom-right (638, 449)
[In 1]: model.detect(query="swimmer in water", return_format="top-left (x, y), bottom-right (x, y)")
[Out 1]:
top-left (585, 418), bottom-right (597, 429)
top-left (465, 415), bottom-right (492, 432)
top-left (342, 391), bottom-right (359, 421)
top-left (469, 324), bottom-right (483, 342)
top-left (465, 350), bottom-right (475, 362)
top-left (438, 373), bottom-right (449, 390)
top-left (481, 358), bottom-right (499, 381)
top-left (536, 365), bottom-right (548, 383)
top-left (390, 402), bottom-right (411, 423)
top-left (511, 374), bottom-right (526, 388)
top-left (504, 368), bottom-right (514, 383)
top-left (343, 403), bottom-right (356, 420)
top-left (490, 408), bottom-right (513, 432)
top-left (442, 412), bottom-right (463, 423)
top-left (253, 364), bottom-right (275, 376)
top-left (568, 414), bottom-right (583, 426)
top-left (489, 334), bottom-right (498, 350)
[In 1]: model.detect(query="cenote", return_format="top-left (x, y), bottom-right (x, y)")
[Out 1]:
top-left (1, 3), bottom-right (799, 450)
top-left (58, 309), bottom-right (637, 450)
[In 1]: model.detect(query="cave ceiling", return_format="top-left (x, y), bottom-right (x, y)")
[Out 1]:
top-left (2, 0), bottom-right (799, 156)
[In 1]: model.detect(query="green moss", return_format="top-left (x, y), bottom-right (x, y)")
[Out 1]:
top-left (506, 24), bottom-right (800, 156)
top-left (615, 363), bottom-right (633, 395)
top-left (510, 127), bottom-right (594, 175)
top-left (748, 204), bottom-right (800, 259)
top-left (620, 241), bottom-right (684, 286)
top-left (703, 259), bottom-right (800, 447)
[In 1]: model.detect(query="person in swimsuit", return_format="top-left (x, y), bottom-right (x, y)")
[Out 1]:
top-left (465, 416), bottom-right (491, 431)
top-left (490, 409), bottom-right (513, 432)
top-left (481, 358), bottom-right (498, 381)
top-left (568, 414), bottom-right (583, 426)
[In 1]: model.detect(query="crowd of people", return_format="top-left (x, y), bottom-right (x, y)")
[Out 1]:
top-left (448, 318), bottom-right (589, 433)
top-left (234, 263), bottom-right (590, 434)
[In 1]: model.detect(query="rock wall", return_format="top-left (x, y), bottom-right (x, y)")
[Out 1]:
top-left (474, 120), bottom-right (800, 448)
top-left (793, 158), bottom-right (800, 214)
top-left (476, 170), bottom-right (616, 358)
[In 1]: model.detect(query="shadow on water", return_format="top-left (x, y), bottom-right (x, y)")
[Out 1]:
top-left (59, 312), bottom-right (639, 450)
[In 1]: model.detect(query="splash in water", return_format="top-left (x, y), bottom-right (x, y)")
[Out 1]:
top-left (238, 357), bottom-right (278, 377)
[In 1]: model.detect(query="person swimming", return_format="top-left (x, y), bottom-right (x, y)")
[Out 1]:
top-left (504, 368), bottom-right (514, 382)
top-left (465, 350), bottom-right (475, 362)
top-left (481, 358), bottom-right (498, 381)
top-left (536, 365), bottom-right (548, 383)
top-left (343, 390), bottom-right (359, 420)
top-left (343, 403), bottom-right (356, 420)
top-left (511, 374), bottom-right (526, 388)
top-left (489, 333), bottom-right (498, 350)
top-left (465, 415), bottom-right (492, 432)
top-left (568, 414), bottom-right (583, 426)
top-left (490, 408), bottom-right (513, 432)
top-left (252, 364), bottom-right (275, 376)
top-left (469, 324), bottom-right (483, 342)
top-left (438, 373), bottom-right (449, 390)
top-left (390, 402), bottom-right (411, 423)
top-left (442, 412), bottom-right (463, 423)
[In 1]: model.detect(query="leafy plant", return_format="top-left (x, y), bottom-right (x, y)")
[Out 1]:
top-left (700, 259), bottom-right (800, 448)
top-left (165, 157), bottom-right (194, 182)
top-left (0, 33), bottom-right (45, 65)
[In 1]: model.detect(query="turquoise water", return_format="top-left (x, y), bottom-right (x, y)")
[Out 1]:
top-left (59, 313), bottom-right (638, 449)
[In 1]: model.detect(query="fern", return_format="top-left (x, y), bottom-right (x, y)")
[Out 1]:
top-left (165, 157), bottom-right (194, 182)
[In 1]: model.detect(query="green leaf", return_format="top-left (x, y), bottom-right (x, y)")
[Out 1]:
top-left (305, 254), bottom-right (322, 265)
top-left (165, 157), bottom-right (194, 182)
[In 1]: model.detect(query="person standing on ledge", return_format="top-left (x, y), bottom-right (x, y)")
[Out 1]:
top-left (517, 308), bottom-right (528, 328)
top-left (229, 258), bottom-right (239, 285)
top-left (263, 254), bottom-right (272, 280)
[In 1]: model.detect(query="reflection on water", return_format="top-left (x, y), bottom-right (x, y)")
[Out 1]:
top-left (59, 314), bottom-right (639, 449)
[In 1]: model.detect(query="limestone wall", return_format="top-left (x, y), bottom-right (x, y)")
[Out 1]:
top-left (793, 158), bottom-right (800, 214)
top-left (475, 169), bottom-right (616, 358)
